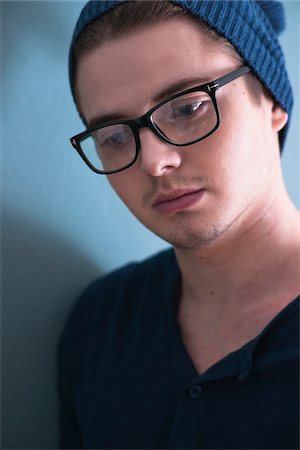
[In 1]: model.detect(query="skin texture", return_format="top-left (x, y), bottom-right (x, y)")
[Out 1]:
top-left (76, 18), bottom-right (300, 373)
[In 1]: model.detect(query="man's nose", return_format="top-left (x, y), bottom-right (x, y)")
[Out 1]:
top-left (138, 128), bottom-right (182, 177)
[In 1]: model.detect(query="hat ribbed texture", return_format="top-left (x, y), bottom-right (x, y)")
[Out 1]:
top-left (69, 0), bottom-right (293, 149)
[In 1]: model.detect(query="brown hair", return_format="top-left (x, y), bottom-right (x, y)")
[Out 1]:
top-left (72, 1), bottom-right (264, 110)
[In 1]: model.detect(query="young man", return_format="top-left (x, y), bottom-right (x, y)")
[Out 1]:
top-left (59, 1), bottom-right (299, 448)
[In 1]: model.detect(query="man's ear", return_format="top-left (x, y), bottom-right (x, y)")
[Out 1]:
top-left (271, 103), bottom-right (288, 132)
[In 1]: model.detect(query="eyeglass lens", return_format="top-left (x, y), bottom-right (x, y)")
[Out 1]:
top-left (79, 90), bottom-right (217, 173)
top-left (152, 90), bottom-right (217, 143)
top-left (84, 124), bottom-right (135, 172)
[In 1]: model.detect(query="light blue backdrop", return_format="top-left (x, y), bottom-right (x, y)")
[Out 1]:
top-left (1, 1), bottom-right (299, 449)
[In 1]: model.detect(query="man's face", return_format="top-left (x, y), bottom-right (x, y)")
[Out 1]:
top-left (76, 18), bottom-right (286, 249)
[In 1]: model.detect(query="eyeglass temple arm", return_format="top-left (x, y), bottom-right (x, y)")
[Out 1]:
top-left (207, 65), bottom-right (250, 92)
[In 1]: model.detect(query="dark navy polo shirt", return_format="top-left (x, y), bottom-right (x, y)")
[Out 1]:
top-left (58, 248), bottom-right (299, 449)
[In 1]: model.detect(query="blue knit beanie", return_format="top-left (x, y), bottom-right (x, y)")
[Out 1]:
top-left (69, 0), bottom-right (293, 149)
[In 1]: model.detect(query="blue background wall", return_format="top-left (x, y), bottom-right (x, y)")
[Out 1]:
top-left (1, 1), bottom-right (299, 448)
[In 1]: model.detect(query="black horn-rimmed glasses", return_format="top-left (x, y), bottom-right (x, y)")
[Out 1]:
top-left (70, 65), bottom-right (250, 175)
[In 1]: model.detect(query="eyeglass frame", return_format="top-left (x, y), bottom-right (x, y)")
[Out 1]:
top-left (70, 65), bottom-right (250, 175)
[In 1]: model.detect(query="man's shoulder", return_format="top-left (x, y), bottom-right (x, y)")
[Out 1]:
top-left (81, 246), bottom-right (174, 304)
top-left (60, 247), bottom-right (176, 340)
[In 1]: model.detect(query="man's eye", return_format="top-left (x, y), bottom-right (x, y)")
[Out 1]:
top-left (107, 133), bottom-right (125, 145)
top-left (173, 101), bottom-right (204, 119)
top-left (101, 132), bottom-right (128, 147)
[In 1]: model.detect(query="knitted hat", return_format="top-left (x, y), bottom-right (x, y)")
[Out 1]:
top-left (69, 0), bottom-right (293, 149)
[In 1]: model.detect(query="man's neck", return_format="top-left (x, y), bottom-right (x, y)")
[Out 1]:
top-left (174, 187), bottom-right (300, 321)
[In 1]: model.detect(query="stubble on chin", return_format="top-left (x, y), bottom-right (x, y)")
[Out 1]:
top-left (150, 216), bottom-right (232, 250)
top-left (151, 197), bottom-right (255, 250)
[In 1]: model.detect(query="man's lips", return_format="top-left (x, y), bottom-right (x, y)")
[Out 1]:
top-left (152, 188), bottom-right (206, 214)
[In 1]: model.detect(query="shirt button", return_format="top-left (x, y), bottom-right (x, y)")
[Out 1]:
top-left (187, 385), bottom-right (203, 398)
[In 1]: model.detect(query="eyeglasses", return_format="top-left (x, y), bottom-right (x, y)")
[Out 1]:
top-left (70, 65), bottom-right (250, 175)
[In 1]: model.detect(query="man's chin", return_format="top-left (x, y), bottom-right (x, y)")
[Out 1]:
top-left (149, 222), bottom-right (231, 250)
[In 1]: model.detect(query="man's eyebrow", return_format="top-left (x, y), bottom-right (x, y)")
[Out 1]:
top-left (88, 76), bottom-right (208, 129)
top-left (88, 112), bottom-right (126, 129)
top-left (152, 76), bottom-right (208, 103)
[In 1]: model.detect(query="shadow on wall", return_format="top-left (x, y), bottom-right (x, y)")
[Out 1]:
top-left (1, 206), bottom-right (102, 449)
